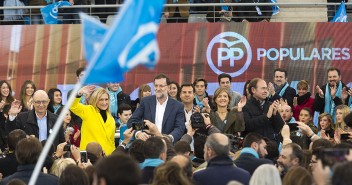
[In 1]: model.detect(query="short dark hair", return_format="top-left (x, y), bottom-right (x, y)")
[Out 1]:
top-left (16, 137), bottom-right (43, 165)
top-left (193, 78), bottom-right (208, 88)
top-left (76, 67), bottom-right (85, 77)
top-left (154, 73), bottom-right (171, 85)
top-left (301, 107), bottom-right (313, 118)
top-left (332, 162), bottom-right (352, 185)
top-left (174, 141), bottom-right (191, 155)
top-left (218, 73), bottom-right (231, 84)
top-left (283, 143), bottom-right (304, 165)
top-left (118, 103), bottom-right (132, 115)
top-left (95, 153), bottom-right (141, 185)
top-left (243, 132), bottom-right (264, 148)
top-left (327, 67), bottom-right (341, 76)
top-left (59, 164), bottom-right (89, 185)
top-left (205, 134), bottom-right (230, 156)
top-left (7, 129), bottom-right (27, 151)
top-left (247, 78), bottom-right (262, 96)
top-left (143, 137), bottom-right (166, 159)
top-left (180, 83), bottom-right (195, 93)
top-left (274, 68), bottom-right (288, 78)
top-left (129, 139), bottom-right (145, 163)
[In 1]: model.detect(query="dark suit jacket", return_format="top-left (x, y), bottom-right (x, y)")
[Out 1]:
top-left (193, 155), bottom-right (251, 185)
top-left (234, 152), bottom-right (273, 175)
top-left (313, 83), bottom-right (348, 114)
top-left (127, 95), bottom-right (185, 142)
top-left (269, 84), bottom-right (297, 107)
top-left (0, 153), bottom-right (18, 177)
top-left (6, 110), bottom-right (65, 147)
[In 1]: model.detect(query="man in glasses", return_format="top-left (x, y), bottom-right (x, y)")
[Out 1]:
top-left (6, 90), bottom-right (65, 147)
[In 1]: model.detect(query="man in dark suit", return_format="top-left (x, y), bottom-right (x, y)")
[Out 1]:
top-left (268, 68), bottom-right (297, 107)
top-left (128, 74), bottom-right (185, 142)
top-left (234, 132), bottom-right (273, 175)
top-left (6, 90), bottom-right (65, 147)
top-left (193, 133), bottom-right (251, 185)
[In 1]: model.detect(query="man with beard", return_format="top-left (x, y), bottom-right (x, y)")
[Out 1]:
top-left (234, 133), bottom-right (273, 175)
top-left (268, 68), bottom-right (296, 107)
top-left (313, 67), bottom-right (351, 118)
top-left (128, 74), bottom-right (185, 142)
top-left (277, 143), bottom-right (303, 177)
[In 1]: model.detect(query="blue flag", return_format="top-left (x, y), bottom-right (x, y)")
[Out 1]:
top-left (271, 0), bottom-right (280, 15)
top-left (41, 1), bottom-right (71, 24)
top-left (81, 0), bottom-right (164, 84)
top-left (331, 1), bottom-right (348, 22)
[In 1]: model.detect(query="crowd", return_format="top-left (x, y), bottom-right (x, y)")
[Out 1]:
top-left (0, 0), bottom-right (345, 24)
top-left (0, 66), bottom-right (352, 185)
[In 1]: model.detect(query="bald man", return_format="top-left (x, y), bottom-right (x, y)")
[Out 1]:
top-left (86, 142), bottom-right (104, 164)
top-left (6, 90), bottom-right (65, 146)
top-left (193, 133), bottom-right (251, 185)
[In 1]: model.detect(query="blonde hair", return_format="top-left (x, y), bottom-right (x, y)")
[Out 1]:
top-left (88, 88), bottom-right (110, 113)
top-left (50, 158), bottom-right (76, 177)
top-left (336, 105), bottom-right (351, 130)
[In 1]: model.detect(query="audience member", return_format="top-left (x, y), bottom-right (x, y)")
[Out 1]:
top-left (268, 68), bottom-right (296, 107)
top-left (279, 104), bottom-right (296, 123)
top-left (0, 80), bottom-right (14, 106)
top-left (47, 88), bottom-right (63, 114)
top-left (59, 164), bottom-right (89, 185)
top-left (50, 158), bottom-right (76, 177)
top-left (331, 161), bottom-right (352, 185)
top-left (128, 73), bottom-right (185, 142)
top-left (292, 80), bottom-right (314, 120)
top-left (86, 142), bottom-right (104, 164)
top-left (0, 137), bottom-right (59, 185)
top-left (0, 129), bottom-right (26, 177)
top-left (116, 103), bottom-right (132, 145)
top-left (106, 82), bottom-right (131, 122)
top-left (152, 161), bottom-right (193, 185)
top-left (283, 166), bottom-right (312, 185)
top-left (168, 81), bottom-right (181, 101)
top-left (128, 139), bottom-right (145, 164)
top-left (131, 84), bottom-right (151, 111)
top-left (94, 153), bottom-right (141, 185)
top-left (243, 78), bottom-right (284, 142)
top-left (193, 133), bottom-right (250, 185)
top-left (193, 78), bottom-right (214, 112)
top-left (19, 80), bottom-right (36, 112)
top-left (71, 86), bottom-right (115, 155)
top-left (292, 108), bottom-right (317, 149)
top-left (6, 90), bottom-right (65, 146)
top-left (170, 154), bottom-right (193, 178)
top-left (238, 0), bottom-right (272, 22)
top-left (174, 140), bottom-right (191, 156)
top-left (56, 107), bottom-right (81, 147)
top-left (277, 143), bottom-right (304, 177)
top-left (234, 133), bottom-right (273, 175)
top-left (209, 87), bottom-right (246, 134)
top-left (249, 164), bottom-right (282, 185)
top-left (217, 73), bottom-right (241, 109)
top-left (313, 67), bottom-right (349, 118)
top-left (164, 0), bottom-right (190, 23)
top-left (317, 113), bottom-right (334, 139)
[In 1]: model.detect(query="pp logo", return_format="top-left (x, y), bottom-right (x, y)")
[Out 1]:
top-left (206, 32), bottom-right (252, 77)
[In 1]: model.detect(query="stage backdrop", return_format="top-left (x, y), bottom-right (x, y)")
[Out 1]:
top-left (0, 23), bottom-right (351, 102)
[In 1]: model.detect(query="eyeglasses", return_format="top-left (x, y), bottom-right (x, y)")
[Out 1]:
top-left (154, 84), bottom-right (168, 89)
top-left (34, 100), bottom-right (48, 105)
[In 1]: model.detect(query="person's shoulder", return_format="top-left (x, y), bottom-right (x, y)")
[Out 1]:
top-left (47, 111), bottom-right (58, 118)
top-left (142, 95), bottom-right (155, 102)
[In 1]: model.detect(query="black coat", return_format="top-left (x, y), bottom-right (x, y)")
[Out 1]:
top-left (238, 0), bottom-right (273, 22)
top-left (5, 110), bottom-right (65, 147)
top-left (0, 153), bottom-right (18, 177)
top-left (234, 152), bottom-right (273, 175)
top-left (193, 155), bottom-right (251, 185)
top-left (243, 98), bottom-right (285, 142)
top-left (0, 165), bottom-right (58, 185)
top-left (313, 83), bottom-right (348, 114)
top-left (269, 84), bottom-right (297, 107)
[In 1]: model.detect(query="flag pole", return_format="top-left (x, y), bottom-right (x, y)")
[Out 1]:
top-left (28, 47), bottom-right (98, 185)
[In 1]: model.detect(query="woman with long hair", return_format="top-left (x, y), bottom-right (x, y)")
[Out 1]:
top-left (0, 80), bottom-right (14, 111)
top-left (317, 113), bottom-right (334, 140)
top-left (57, 106), bottom-right (81, 147)
top-left (168, 81), bottom-right (181, 101)
top-left (132, 84), bottom-right (152, 111)
top-left (47, 88), bottom-right (63, 114)
top-left (19, 80), bottom-right (36, 112)
top-left (209, 87), bottom-right (246, 135)
top-left (70, 86), bottom-right (115, 155)
top-left (335, 105), bottom-right (351, 132)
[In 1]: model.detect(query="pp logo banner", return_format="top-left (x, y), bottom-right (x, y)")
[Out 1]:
top-left (206, 32), bottom-right (252, 77)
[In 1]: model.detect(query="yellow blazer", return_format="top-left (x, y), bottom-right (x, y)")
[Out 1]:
top-left (70, 98), bottom-right (116, 155)
top-left (166, 0), bottom-right (190, 17)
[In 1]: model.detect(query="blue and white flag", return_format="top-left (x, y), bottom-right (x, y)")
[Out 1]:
top-left (331, 1), bottom-right (348, 22)
top-left (41, 1), bottom-right (71, 24)
top-left (271, 0), bottom-right (280, 15)
top-left (81, 0), bottom-right (165, 84)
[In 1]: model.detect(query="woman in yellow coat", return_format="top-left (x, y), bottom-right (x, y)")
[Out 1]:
top-left (70, 86), bottom-right (115, 155)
